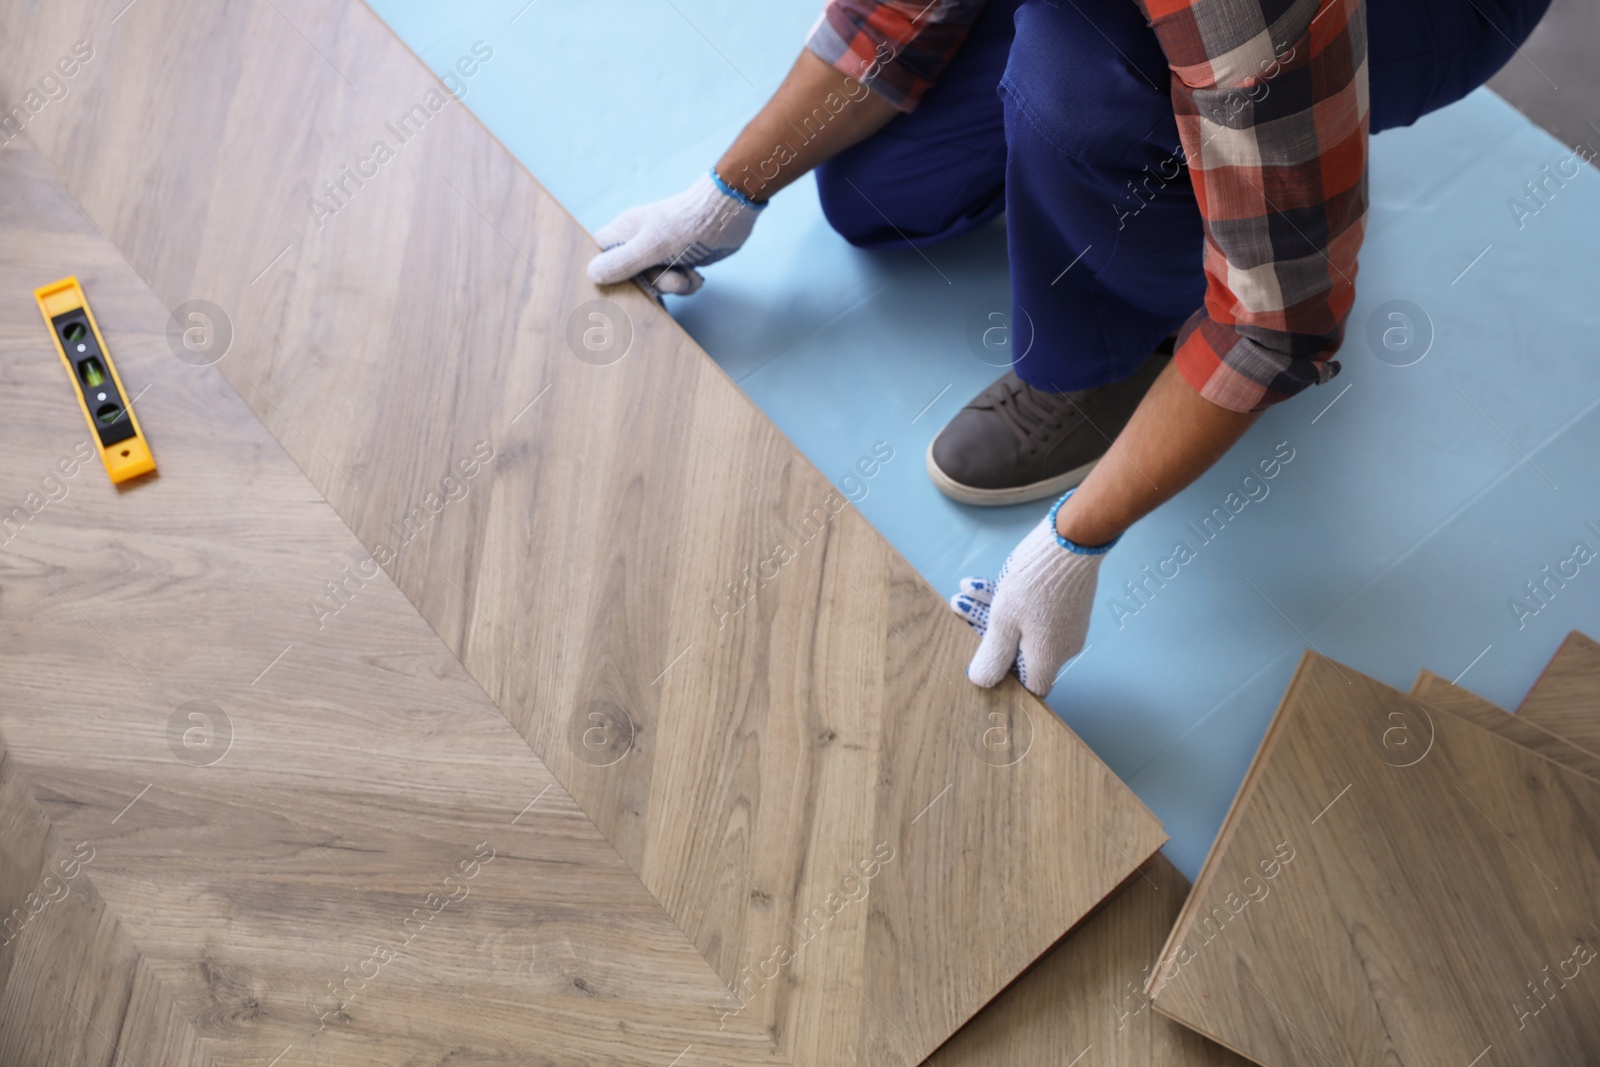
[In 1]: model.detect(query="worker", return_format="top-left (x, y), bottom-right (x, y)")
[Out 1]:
top-left (588, 0), bottom-right (1549, 696)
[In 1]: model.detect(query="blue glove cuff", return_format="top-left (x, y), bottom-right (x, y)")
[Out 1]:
top-left (709, 168), bottom-right (767, 210)
top-left (1048, 489), bottom-right (1119, 556)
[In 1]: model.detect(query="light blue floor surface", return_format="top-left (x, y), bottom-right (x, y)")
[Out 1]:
top-left (372, 0), bottom-right (1600, 880)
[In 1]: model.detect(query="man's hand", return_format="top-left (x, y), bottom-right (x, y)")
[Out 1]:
top-left (950, 495), bottom-right (1112, 697)
top-left (586, 49), bottom-right (899, 296)
top-left (587, 172), bottom-right (762, 296)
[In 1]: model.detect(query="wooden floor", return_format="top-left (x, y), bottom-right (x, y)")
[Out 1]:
top-left (0, 1), bottom-right (1164, 1062)
top-left (1150, 652), bottom-right (1600, 1065)
top-left (0, 140), bottom-right (788, 1066)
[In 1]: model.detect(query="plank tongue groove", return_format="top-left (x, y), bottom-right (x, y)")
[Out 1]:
top-left (0, 0), bottom-right (1165, 1061)
top-left (1150, 652), bottom-right (1600, 1065)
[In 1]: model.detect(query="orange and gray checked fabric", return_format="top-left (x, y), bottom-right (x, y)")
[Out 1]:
top-left (806, 0), bottom-right (987, 112)
top-left (807, 0), bottom-right (1370, 413)
top-left (1145, 0), bottom-right (1368, 411)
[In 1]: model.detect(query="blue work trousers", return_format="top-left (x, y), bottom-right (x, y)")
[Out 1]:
top-left (815, 0), bottom-right (1551, 390)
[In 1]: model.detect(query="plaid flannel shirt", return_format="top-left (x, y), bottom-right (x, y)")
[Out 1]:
top-left (806, 0), bottom-right (1369, 412)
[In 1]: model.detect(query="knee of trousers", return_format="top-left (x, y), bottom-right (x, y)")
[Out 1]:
top-left (813, 157), bottom-right (890, 247)
top-left (815, 143), bottom-right (1006, 248)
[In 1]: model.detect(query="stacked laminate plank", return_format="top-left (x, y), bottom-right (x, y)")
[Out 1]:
top-left (1146, 635), bottom-right (1600, 1065)
top-left (1518, 632), bottom-right (1600, 751)
top-left (919, 633), bottom-right (1600, 1063)
top-left (1412, 664), bottom-right (1600, 781)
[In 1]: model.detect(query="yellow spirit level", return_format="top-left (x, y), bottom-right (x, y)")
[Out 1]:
top-left (34, 276), bottom-right (156, 484)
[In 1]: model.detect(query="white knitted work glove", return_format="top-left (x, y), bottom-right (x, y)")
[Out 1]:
top-left (587, 171), bottom-right (763, 296)
top-left (950, 492), bottom-right (1116, 697)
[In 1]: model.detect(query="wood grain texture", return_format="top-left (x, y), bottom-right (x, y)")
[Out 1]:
top-left (0, 748), bottom-right (213, 1067)
top-left (0, 139), bottom-right (785, 1066)
top-left (0, 0), bottom-right (1164, 1061)
top-left (1412, 670), bottom-right (1600, 781)
top-left (930, 853), bottom-right (1248, 1065)
top-left (1149, 652), bottom-right (1600, 1066)
top-left (1518, 632), bottom-right (1600, 753)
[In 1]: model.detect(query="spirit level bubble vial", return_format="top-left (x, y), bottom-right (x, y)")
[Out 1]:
top-left (34, 276), bottom-right (156, 484)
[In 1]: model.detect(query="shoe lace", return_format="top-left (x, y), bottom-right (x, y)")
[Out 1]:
top-left (994, 379), bottom-right (1080, 449)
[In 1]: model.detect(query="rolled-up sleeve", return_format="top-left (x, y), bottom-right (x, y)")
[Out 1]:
top-left (1139, 0), bottom-right (1370, 412)
top-left (806, 0), bottom-right (987, 112)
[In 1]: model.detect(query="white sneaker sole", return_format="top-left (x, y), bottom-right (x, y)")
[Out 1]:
top-left (924, 437), bottom-right (1100, 507)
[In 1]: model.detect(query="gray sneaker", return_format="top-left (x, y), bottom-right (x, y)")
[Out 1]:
top-left (926, 348), bottom-right (1171, 506)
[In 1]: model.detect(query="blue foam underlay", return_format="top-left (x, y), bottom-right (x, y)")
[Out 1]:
top-left (371, 0), bottom-right (1600, 881)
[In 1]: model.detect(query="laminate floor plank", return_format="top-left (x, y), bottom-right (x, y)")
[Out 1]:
top-left (1148, 653), bottom-right (1600, 1066)
top-left (0, 138), bottom-right (785, 1066)
top-left (928, 853), bottom-right (1248, 1065)
top-left (909, 648), bottom-right (1588, 1067)
top-left (0, 0), bottom-right (1164, 1061)
top-left (0, 748), bottom-right (213, 1067)
top-left (1412, 670), bottom-right (1600, 781)
top-left (1518, 632), bottom-right (1600, 753)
